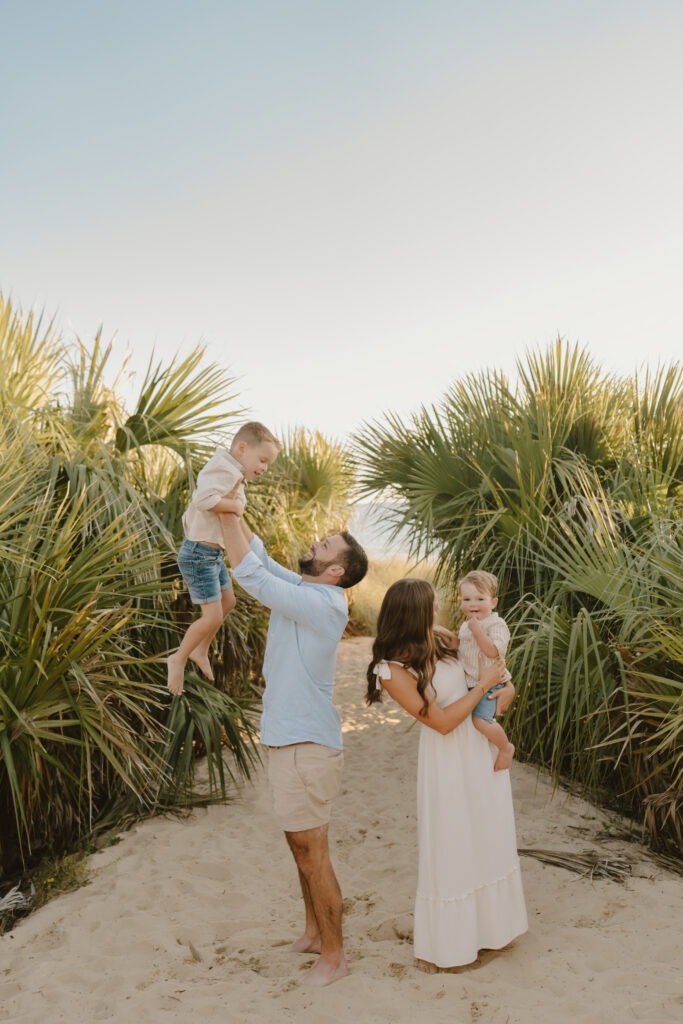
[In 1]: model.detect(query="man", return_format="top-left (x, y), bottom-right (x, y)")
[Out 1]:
top-left (220, 512), bottom-right (368, 988)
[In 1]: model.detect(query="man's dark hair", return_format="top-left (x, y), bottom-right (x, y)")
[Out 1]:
top-left (338, 531), bottom-right (369, 589)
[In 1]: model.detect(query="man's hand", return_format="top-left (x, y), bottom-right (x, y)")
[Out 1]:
top-left (209, 481), bottom-right (246, 515)
top-left (218, 497), bottom-right (246, 515)
top-left (209, 481), bottom-right (246, 516)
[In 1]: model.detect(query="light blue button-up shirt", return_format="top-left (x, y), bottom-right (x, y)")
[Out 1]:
top-left (230, 535), bottom-right (348, 749)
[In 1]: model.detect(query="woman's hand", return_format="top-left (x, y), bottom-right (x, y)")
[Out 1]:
top-left (491, 680), bottom-right (515, 717)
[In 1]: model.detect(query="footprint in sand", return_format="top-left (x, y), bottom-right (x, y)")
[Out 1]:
top-left (227, 952), bottom-right (278, 979)
top-left (388, 962), bottom-right (408, 978)
top-left (368, 916), bottom-right (413, 943)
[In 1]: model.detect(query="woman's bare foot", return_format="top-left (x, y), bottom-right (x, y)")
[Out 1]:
top-left (166, 654), bottom-right (185, 695)
top-left (416, 959), bottom-right (438, 974)
top-left (291, 933), bottom-right (321, 954)
top-left (299, 956), bottom-right (349, 987)
top-left (188, 649), bottom-right (215, 681)
top-left (494, 742), bottom-right (515, 771)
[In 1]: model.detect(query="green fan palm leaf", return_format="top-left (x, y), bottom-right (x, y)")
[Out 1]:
top-left (353, 339), bottom-right (682, 853)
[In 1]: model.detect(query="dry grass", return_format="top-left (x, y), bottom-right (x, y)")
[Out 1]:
top-left (348, 556), bottom-right (455, 636)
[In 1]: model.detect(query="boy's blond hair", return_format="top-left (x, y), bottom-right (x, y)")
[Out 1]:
top-left (231, 421), bottom-right (280, 450)
top-left (458, 570), bottom-right (499, 598)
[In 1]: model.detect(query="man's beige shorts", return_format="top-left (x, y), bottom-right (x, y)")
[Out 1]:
top-left (267, 742), bottom-right (344, 833)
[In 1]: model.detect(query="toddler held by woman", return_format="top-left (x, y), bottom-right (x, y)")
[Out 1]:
top-left (457, 570), bottom-right (515, 771)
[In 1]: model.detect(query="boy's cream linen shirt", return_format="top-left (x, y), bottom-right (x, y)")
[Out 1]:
top-left (457, 612), bottom-right (512, 688)
top-left (182, 447), bottom-right (246, 547)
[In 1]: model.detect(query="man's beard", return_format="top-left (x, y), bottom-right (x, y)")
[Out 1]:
top-left (298, 554), bottom-right (332, 578)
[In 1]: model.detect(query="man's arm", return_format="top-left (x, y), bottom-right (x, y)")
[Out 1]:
top-left (220, 514), bottom-right (338, 630)
top-left (219, 513), bottom-right (250, 565)
top-left (248, 534), bottom-right (301, 584)
top-left (229, 514), bottom-right (301, 584)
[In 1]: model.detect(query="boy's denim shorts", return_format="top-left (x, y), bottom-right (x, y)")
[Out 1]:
top-left (471, 681), bottom-right (505, 722)
top-left (177, 539), bottom-right (233, 605)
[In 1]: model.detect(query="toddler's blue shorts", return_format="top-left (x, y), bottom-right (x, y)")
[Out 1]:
top-left (471, 680), bottom-right (505, 722)
top-left (177, 539), bottom-right (233, 605)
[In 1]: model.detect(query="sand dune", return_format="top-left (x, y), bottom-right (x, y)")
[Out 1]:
top-left (1, 637), bottom-right (681, 1023)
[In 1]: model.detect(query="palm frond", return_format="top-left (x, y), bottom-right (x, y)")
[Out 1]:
top-left (353, 339), bottom-right (683, 854)
top-left (115, 346), bottom-right (241, 456)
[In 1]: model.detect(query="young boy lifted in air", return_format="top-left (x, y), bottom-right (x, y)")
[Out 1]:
top-left (167, 421), bottom-right (280, 696)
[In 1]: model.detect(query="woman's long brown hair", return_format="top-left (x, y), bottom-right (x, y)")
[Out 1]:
top-left (366, 578), bottom-right (453, 716)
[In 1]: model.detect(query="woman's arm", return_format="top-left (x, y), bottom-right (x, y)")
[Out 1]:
top-left (381, 657), bottom-right (506, 735)
top-left (433, 624), bottom-right (459, 650)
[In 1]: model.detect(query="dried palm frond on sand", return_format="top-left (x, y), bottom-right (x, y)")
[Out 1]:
top-left (519, 848), bottom-right (632, 882)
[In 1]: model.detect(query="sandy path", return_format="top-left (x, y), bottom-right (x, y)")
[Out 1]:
top-left (1, 637), bottom-right (681, 1023)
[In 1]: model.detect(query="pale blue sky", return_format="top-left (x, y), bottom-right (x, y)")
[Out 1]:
top-left (2, 1), bottom-right (682, 438)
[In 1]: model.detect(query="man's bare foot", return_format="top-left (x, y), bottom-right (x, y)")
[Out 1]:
top-left (188, 649), bottom-right (215, 682)
top-left (299, 956), bottom-right (349, 987)
top-left (416, 959), bottom-right (438, 974)
top-left (291, 933), bottom-right (321, 954)
top-left (166, 654), bottom-right (185, 695)
top-left (494, 742), bottom-right (515, 771)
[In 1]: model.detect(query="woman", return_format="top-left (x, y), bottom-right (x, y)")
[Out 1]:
top-left (366, 578), bottom-right (528, 970)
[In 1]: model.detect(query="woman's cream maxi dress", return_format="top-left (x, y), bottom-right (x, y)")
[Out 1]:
top-left (379, 655), bottom-right (528, 967)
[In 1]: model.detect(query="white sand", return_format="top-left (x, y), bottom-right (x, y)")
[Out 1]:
top-left (1, 637), bottom-right (681, 1023)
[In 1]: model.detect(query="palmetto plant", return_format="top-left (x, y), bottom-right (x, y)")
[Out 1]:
top-left (249, 427), bottom-right (355, 566)
top-left (0, 296), bottom-right (353, 876)
top-left (354, 340), bottom-right (683, 854)
top-left (0, 298), bottom-right (254, 872)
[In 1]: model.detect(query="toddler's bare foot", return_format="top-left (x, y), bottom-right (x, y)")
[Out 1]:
top-left (494, 743), bottom-right (515, 771)
top-left (189, 649), bottom-right (215, 681)
top-left (417, 959), bottom-right (438, 973)
top-left (291, 933), bottom-right (321, 954)
top-left (166, 654), bottom-right (185, 695)
top-left (299, 956), bottom-right (349, 987)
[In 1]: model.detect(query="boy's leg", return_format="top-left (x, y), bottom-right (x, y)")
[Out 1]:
top-left (472, 717), bottom-right (515, 771)
top-left (167, 600), bottom-right (224, 695)
top-left (189, 587), bottom-right (236, 680)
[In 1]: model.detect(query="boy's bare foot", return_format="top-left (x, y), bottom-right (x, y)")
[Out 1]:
top-left (291, 933), bottom-right (321, 954)
top-left (299, 956), bottom-right (349, 987)
top-left (166, 654), bottom-right (186, 695)
top-left (494, 743), bottom-right (515, 771)
top-left (417, 959), bottom-right (439, 974)
top-left (188, 650), bottom-right (215, 682)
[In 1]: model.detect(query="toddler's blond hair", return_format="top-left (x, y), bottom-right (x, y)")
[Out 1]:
top-left (458, 570), bottom-right (499, 598)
